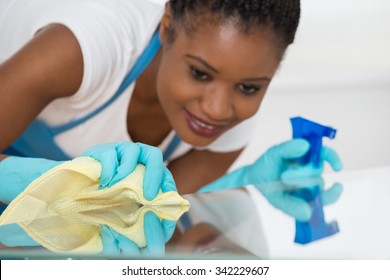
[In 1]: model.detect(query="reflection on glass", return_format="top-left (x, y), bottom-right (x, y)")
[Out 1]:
top-left (290, 185), bottom-right (339, 244)
top-left (0, 204), bottom-right (189, 256)
top-left (253, 176), bottom-right (343, 244)
top-left (168, 189), bottom-right (269, 258)
top-left (168, 222), bottom-right (256, 257)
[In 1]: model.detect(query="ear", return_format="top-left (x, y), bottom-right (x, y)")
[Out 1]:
top-left (159, 2), bottom-right (173, 44)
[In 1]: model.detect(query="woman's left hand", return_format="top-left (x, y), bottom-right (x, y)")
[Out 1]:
top-left (81, 142), bottom-right (177, 200)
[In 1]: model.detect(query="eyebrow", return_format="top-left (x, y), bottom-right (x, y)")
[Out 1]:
top-left (184, 54), bottom-right (219, 74)
top-left (185, 53), bottom-right (271, 82)
top-left (241, 76), bottom-right (271, 82)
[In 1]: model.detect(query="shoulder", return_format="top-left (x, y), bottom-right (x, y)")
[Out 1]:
top-left (0, 0), bottom-right (164, 59)
top-left (1, 0), bottom-right (164, 112)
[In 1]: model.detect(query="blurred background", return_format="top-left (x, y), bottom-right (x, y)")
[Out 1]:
top-left (238, 0), bottom-right (390, 172)
top-left (237, 0), bottom-right (390, 259)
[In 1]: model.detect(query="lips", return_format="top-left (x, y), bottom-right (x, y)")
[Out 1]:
top-left (183, 109), bottom-right (227, 137)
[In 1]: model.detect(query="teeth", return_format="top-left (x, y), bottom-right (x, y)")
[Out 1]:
top-left (194, 118), bottom-right (217, 129)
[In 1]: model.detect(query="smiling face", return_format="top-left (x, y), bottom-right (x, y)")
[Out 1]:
top-left (156, 10), bottom-right (283, 147)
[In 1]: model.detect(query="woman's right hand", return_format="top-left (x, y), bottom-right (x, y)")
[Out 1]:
top-left (81, 142), bottom-right (177, 200)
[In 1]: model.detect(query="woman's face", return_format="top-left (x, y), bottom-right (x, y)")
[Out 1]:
top-left (156, 18), bottom-right (282, 147)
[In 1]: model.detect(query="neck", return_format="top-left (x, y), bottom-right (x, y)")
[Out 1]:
top-left (132, 49), bottom-right (162, 104)
top-left (127, 49), bottom-right (171, 146)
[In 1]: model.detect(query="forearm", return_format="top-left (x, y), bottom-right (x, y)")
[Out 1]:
top-left (197, 166), bottom-right (250, 193)
top-left (0, 154), bottom-right (9, 162)
top-left (0, 156), bottom-right (60, 204)
top-left (167, 149), bottom-right (242, 194)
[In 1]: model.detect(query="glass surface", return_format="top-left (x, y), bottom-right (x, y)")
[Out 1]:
top-left (0, 165), bottom-right (389, 259)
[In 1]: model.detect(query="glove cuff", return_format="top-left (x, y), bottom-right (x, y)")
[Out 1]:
top-left (0, 156), bottom-right (61, 204)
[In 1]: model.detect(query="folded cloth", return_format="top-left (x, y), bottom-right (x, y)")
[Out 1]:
top-left (0, 157), bottom-right (189, 253)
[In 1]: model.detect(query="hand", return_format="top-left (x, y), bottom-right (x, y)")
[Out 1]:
top-left (200, 139), bottom-right (342, 221)
top-left (81, 142), bottom-right (177, 200)
top-left (200, 139), bottom-right (342, 190)
top-left (0, 156), bottom-right (61, 204)
top-left (262, 141), bottom-right (343, 221)
top-left (100, 212), bottom-right (177, 256)
top-left (245, 139), bottom-right (343, 185)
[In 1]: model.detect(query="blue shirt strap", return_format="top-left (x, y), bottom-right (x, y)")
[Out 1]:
top-left (163, 134), bottom-right (181, 161)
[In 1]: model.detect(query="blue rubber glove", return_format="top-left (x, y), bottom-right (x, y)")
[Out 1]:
top-left (0, 224), bottom-right (40, 247)
top-left (81, 142), bottom-right (177, 200)
top-left (100, 212), bottom-right (177, 256)
top-left (275, 143), bottom-right (343, 221)
top-left (199, 139), bottom-right (343, 221)
top-left (0, 156), bottom-right (61, 204)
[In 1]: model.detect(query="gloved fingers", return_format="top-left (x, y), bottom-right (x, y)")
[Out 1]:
top-left (282, 169), bottom-right (325, 187)
top-left (282, 161), bottom-right (324, 180)
top-left (136, 143), bottom-right (164, 201)
top-left (101, 225), bottom-right (140, 256)
top-left (268, 139), bottom-right (310, 162)
top-left (265, 191), bottom-right (312, 222)
top-left (254, 181), bottom-right (285, 194)
top-left (83, 146), bottom-right (119, 189)
top-left (109, 142), bottom-right (140, 187)
top-left (100, 225), bottom-right (120, 255)
top-left (142, 211), bottom-right (165, 256)
top-left (160, 167), bottom-right (178, 193)
top-left (115, 233), bottom-right (141, 256)
top-left (161, 219), bottom-right (178, 242)
top-left (321, 182), bottom-right (343, 206)
top-left (321, 146), bottom-right (343, 172)
top-left (96, 150), bottom-right (119, 188)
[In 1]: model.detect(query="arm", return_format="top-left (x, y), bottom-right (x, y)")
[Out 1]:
top-left (0, 24), bottom-right (83, 151)
top-left (0, 155), bottom-right (8, 162)
top-left (167, 148), bottom-right (243, 194)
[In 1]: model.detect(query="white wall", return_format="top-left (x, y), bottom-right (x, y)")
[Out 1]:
top-left (236, 0), bottom-right (390, 172)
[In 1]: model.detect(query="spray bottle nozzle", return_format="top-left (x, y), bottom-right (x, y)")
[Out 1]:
top-left (290, 117), bottom-right (337, 168)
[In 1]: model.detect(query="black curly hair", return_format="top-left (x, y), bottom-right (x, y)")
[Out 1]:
top-left (167, 0), bottom-right (300, 50)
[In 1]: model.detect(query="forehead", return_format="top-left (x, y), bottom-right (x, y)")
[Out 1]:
top-left (170, 21), bottom-right (282, 77)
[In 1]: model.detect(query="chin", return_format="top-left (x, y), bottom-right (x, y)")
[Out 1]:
top-left (177, 130), bottom-right (219, 147)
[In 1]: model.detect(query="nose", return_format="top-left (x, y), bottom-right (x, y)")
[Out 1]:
top-left (200, 84), bottom-right (234, 122)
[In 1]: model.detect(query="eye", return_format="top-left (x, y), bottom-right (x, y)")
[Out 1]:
top-left (190, 66), bottom-right (211, 81)
top-left (238, 84), bottom-right (261, 95)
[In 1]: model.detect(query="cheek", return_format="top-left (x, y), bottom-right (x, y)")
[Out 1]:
top-left (157, 60), bottom-right (198, 108)
top-left (156, 64), bottom-right (179, 108)
top-left (234, 93), bottom-right (266, 122)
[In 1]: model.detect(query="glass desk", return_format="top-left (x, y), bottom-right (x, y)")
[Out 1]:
top-left (0, 165), bottom-right (389, 259)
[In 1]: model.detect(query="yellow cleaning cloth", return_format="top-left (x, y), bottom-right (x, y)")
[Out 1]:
top-left (0, 157), bottom-right (189, 253)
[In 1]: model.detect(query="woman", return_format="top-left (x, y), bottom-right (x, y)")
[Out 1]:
top-left (0, 0), bottom-right (343, 255)
top-left (0, 0), bottom-right (312, 194)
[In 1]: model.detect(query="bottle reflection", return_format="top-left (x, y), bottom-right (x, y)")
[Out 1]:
top-left (253, 177), bottom-right (343, 244)
top-left (290, 184), bottom-right (340, 244)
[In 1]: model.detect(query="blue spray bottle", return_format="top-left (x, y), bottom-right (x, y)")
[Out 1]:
top-left (290, 117), bottom-right (339, 244)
